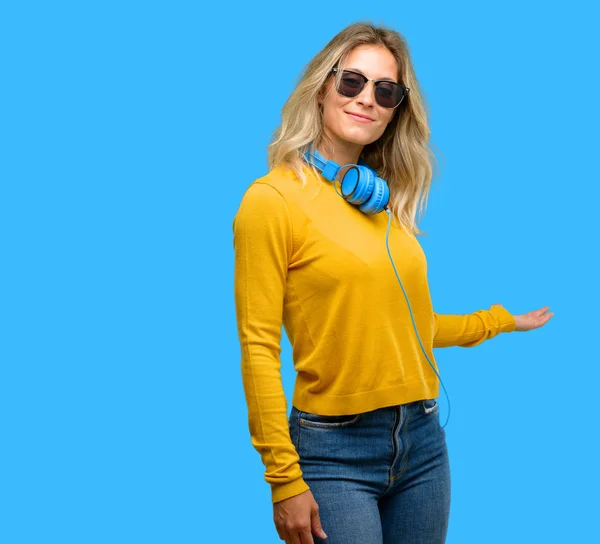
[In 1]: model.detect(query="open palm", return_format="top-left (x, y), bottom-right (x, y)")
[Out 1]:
top-left (494, 304), bottom-right (554, 332)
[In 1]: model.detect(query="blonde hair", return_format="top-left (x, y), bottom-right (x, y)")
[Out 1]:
top-left (267, 21), bottom-right (442, 236)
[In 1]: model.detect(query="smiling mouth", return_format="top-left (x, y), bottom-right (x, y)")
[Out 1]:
top-left (346, 112), bottom-right (374, 123)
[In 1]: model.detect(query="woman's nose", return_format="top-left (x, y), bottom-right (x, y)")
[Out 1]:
top-left (355, 81), bottom-right (376, 106)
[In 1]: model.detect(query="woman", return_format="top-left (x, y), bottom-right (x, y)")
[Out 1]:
top-left (233, 22), bottom-right (552, 544)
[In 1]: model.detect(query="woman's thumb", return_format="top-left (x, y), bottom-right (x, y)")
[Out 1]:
top-left (311, 508), bottom-right (327, 539)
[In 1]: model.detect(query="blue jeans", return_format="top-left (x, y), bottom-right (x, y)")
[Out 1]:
top-left (288, 399), bottom-right (451, 544)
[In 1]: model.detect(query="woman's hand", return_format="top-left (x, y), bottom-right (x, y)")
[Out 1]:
top-left (493, 304), bottom-right (554, 332)
top-left (273, 489), bottom-right (327, 543)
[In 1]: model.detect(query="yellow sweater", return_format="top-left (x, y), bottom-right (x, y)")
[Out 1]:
top-left (232, 164), bottom-right (516, 504)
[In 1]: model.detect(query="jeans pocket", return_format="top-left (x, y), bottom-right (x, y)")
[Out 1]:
top-left (422, 399), bottom-right (439, 415)
top-left (298, 411), bottom-right (362, 429)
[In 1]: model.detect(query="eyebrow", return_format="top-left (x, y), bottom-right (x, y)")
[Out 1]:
top-left (345, 67), bottom-right (398, 83)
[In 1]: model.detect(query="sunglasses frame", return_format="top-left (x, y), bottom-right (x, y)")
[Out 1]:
top-left (331, 67), bottom-right (410, 109)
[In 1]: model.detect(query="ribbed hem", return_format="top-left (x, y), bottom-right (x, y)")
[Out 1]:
top-left (293, 379), bottom-right (440, 417)
top-left (490, 305), bottom-right (517, 333)
top-left (271, 477), bottom-right (310, 504)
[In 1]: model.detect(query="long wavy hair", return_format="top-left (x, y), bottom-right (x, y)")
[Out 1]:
top-left (267, 22), bottom-right (441, 236)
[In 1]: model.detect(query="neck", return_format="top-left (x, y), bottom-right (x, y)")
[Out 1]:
top-left (315, 137), bottom-right (363, 167)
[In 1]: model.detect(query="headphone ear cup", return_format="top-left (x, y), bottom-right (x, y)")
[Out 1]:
top-left (340, 166), bottom-right (360, 199)
top-left (307, 152), bottom-right (390, 215)
top-left (341, 166), bottom-right (375, 205)
top-left (359, 177), bottom-right (390, 214)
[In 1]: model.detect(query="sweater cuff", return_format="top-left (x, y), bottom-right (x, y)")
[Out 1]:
top-left (490, 305), bottom-right (517, 333)
top-left (271, 477), bottom-right (310, 504)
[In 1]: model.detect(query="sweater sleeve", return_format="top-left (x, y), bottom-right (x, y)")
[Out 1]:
top-left (232, 182), bottom-right (310, 504)
top-left (433, 304), bottom-right (516, 348)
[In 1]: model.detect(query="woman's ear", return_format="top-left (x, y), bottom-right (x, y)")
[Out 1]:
top-left (317, 77), bottom-right (332, 106)
top-left (317, 87), bottom-right (324, 106)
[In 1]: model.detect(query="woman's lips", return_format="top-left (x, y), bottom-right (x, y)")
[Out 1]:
top-left (346, 112), bottom-right (374, 123)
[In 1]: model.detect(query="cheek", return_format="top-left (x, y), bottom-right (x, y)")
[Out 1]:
top-left (377, 112), bottom-right (396, 135)
top-left (380, 108), bottom-right (396, 126)
top-left (323, 97), bottom-right (351, 129)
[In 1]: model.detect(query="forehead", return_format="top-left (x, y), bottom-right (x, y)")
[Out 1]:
top-left (342, 45), bottom-right (398, 80)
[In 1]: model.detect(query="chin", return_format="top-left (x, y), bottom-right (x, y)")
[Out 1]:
top-left (341, 130), bottom-right (382, 147)
top-left (339, 123), bottom-right (384, 146)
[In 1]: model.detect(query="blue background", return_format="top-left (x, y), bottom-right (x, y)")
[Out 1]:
top-left (1, 1), bottom-right (598, 542)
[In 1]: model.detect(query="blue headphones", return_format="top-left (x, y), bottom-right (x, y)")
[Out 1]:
top-left (303, 146), bottom-right (390, 215)
top-left (302, 144), bottom-right (452, 427)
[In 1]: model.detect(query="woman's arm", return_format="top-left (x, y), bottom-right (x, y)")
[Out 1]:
top-left (432, 304), bottom-right (517, 348)
top-left (433, 303), bottom-right (553, 348)
top-left (233, 182), bottom-right (309, 504)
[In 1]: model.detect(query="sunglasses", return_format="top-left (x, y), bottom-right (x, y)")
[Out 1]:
top-left (332, 67), bottom-right (410, 109)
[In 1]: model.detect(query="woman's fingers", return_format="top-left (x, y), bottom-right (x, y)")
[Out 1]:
top-left (536, 307), bottom-right (554, 322)
top-left (285, 530), bottom-right (303, 544)
top-left (295, 531), bottom-right (310, 544)
top-left (299, 530), bottom-right (315, 544)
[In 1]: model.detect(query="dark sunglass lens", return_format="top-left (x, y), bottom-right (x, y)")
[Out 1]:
top-left (338, 71), bottom-right (364, 97)
top-left (375, 82), bottom-right (403, 108)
